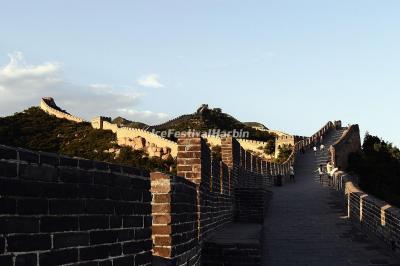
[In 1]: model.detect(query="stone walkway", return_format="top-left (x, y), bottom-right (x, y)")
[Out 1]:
top-left (263, 130), bottom-right (400, 266)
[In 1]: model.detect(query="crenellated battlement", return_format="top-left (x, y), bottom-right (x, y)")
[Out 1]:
top-left (39, 97), bottom-right (336, 164)
top-left (40, 98), bottom-right (178, 158)
top-left (330, 124), bottom-right (361, 170)
top-left (40, 97), bottom-right (85, 123)
top-left (0, 144), bottom-right (152, 265)
top-left (0, 113), bottom-right (352, 265)
top-left (280, 121), bottom-right (338, 166)
top-left (92, 117), bottom-right (178, 157)
top-left (7, 98), bottom-right (396, 265)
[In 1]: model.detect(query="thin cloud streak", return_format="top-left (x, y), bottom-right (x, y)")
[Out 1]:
top-left (137, 73), bottom-right (164, 88)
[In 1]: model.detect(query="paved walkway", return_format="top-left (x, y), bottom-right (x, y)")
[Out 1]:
top-left (263, 130), bottom-right (400, 266)
top-left (206, 223), bottom-right (262, 245)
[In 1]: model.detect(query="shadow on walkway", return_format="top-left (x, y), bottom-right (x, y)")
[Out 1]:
top-left (263, 149), bottom-right (400, 266)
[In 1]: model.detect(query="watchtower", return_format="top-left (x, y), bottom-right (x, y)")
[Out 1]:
top-left (91, 116), bottom-right (112, 129)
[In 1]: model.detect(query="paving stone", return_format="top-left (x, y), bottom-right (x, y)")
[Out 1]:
top-left (262, 129), bottom-right (399, 266)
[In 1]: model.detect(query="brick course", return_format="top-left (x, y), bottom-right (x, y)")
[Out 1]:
top-left (0, 144), bottom-right (152, 266)
top-left (152, 135), bottom-right (275, 265)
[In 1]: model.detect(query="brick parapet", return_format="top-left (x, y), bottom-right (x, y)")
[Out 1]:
top-left (330, 124), bottom-right (361, 170)
top-left (332, 171), bottom-right (400, 257)
top-left (277, 121), bottom-right (338, 179)
top-left (153, 135), bottom-right (239, 264)
top-left (0, 144), bottom-right (152, 266)
top-left (155, 121), bottom-right (343, 264)
top-left (40, 97), bottom-right (84, 123)
top-left (150, 172), bottom-right (199, 265)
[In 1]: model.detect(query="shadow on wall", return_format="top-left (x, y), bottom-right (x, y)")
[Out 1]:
top-left (330, 124), bottom-right (361, 170)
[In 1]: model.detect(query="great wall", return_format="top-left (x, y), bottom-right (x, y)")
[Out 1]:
top-left (91, 116), bottom-right (178, 159)
top-left (40, 97), bottom-right (85, 123)
top-left (39, 97), bottom-right (298, 160)
top-left (40, 97), bottom-right (178, 159)
top-left (1, 98), bottom-right (400, 265)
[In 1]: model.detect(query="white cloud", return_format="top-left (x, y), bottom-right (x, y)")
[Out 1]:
top-left (1, 52), bottom-right (61, 80)
top-left (0, 52), bottom-right (169, 124)
top-left (137, 73), bottom-right (164, 88)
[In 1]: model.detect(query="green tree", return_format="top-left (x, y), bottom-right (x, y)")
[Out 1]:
top-left (211, 145), bottom-right (222, 161)
top-left (275, 144), bottom-right (293, 163)
top-left (264, 139), bottom-right (276, 155)
top-left (348, 133), bottom-right (400, 206)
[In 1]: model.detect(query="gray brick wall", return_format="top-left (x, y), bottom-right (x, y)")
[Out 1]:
top-left (333, 172), bottom-right (400, 256)
top-left (0, 144), bottom-right (152, 266)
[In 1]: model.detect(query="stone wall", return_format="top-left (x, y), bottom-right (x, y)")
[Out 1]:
top-left (150, 135), bottom-right (275, 265)
top-left (151, 173), bottom-right (200, 265)
top-left (92, 117), bottom-right (178, 158)
top-left (40, 97), bottom-right (84, 123)
top-left (207, 135), bottom-right (306, 161)
top-left (153, 124), bottom-right (347, 264)
top-left (0, 116), bottom-right (341, 265)
top-left (235, 188), bottom-right (272, 223)
top-left (205, 136), bottom-right (274, 159)
top-left (328, 124), bottom-right (399, 256)
top-left (237, 139), bottom-right (274, 159)
top-left (330, 124), bottom-right (361, 170)
top-left (275, 134), bottom-right (308, 158)
top-left (332, 172), bottom-right (400, 256)
top-left (40, 98), bottom-right (177, 159)
top-left (39, 97), bottom-right (320, 162)
top-left (0, 144), bottom-right (152, 266)
top-left (283, 121), bottom-right (338, 164)
top-left (177, 136), bottom-right (234, 241)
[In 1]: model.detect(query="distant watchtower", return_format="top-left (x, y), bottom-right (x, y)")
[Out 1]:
top-left (196, 104), bottom-right (209, 115)
top-left (91, 116), bottom-right (112, 129)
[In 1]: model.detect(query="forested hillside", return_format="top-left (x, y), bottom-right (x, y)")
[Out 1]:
top-left (349, 134), bottom-right (400, 206)
top-left (0, 107), bottom-right (175, 173)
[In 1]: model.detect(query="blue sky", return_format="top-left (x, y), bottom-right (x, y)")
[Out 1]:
top-left (0, 0), bottom-right (399, 145)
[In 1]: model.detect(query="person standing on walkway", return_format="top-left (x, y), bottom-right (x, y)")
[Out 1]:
top-left (326, 160), bottom-right (333, 176)
top-left (320, 143), bottom-right (325, 151)
top-left (330, 166), bottom-right (339, 186)
top-left (289, 166), bottom-right (295, 182)
top-left (316, 164), bottom-right (324, 183)
top-left (313, 146), bottom-right (317, 156)
top-left (326, 161), bottom-right (334, 186)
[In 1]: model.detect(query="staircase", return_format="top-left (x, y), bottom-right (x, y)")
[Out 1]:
top-left (313, 127), bottom-right (347, 185)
